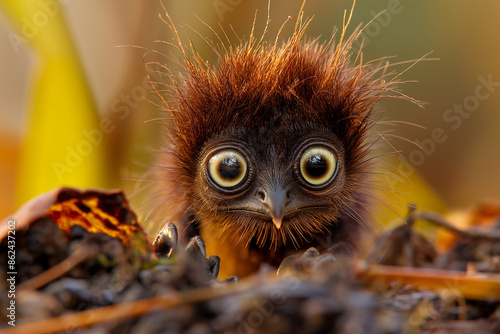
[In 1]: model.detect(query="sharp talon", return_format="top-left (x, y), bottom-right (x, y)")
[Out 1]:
top-left (164, 222), bottom-right (179, 246)
top-left (302, 247), bottom-right (320, 258)
top-left (317, 253), bottom-right (336, 266)
top-left (153, 222), bottom-right (178, 258)
top-left (206, 255), bottom-right (220, 279)
top-left (223, 276), bottom-right (240, 283)
top-left (277, 253), bottom-right (300, 275)
top-left (277, 247), bottom-right (323, 276)
top-left (185, 236), bottom-right (207, 263)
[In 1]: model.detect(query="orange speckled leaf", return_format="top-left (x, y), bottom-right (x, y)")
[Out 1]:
top-left (47, 189), bottom-right (151, 251)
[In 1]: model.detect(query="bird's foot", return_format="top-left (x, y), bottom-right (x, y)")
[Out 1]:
top-left (277, 242), bottom-right (356, 277)
top-left (153, 223), bottom-right (239, 283)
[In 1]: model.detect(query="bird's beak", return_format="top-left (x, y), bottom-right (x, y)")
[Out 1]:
top-left (262, 188), bottom-right (289, 230)
top-left (273, 217), bottom-right (283, 229)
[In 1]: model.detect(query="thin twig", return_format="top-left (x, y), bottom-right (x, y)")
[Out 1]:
top-left (357, 262), bottom-right (500, 300)
top-left (411, 210), bottom-right (500, 242)
top-left (17, 247), bottom-right (89, 297)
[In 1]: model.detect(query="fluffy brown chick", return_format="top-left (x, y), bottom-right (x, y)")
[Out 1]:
top-left (147, 4), bottom-right (404, 278)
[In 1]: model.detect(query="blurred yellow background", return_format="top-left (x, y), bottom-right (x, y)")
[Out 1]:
top-left (1, 0), bottom-right (499, 225)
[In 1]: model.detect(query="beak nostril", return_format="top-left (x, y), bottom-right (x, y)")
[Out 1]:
top-left (257, 190), bottom-right (266, 202)
top-left (285, 190), bottom-right (292, 201)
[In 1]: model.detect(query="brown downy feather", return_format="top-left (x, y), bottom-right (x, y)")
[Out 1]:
top-left (145, 2), bottom-right (415, 277)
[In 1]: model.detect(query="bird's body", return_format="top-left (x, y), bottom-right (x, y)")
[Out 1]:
top-left (148, 4), bottom-right (403, 278)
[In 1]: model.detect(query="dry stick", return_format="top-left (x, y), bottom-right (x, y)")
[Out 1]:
top-left (358, 263), bottom-right (500, 300)
top-left (412, 210), bottom-right (500, 242)
top-left (17, 247), bottom-right (89, 297)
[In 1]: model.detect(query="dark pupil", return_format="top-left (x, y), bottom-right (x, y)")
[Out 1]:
top-left (218, 157), bottom-right (241, 180)
top-left (306, 154), bottom-right (328, 178)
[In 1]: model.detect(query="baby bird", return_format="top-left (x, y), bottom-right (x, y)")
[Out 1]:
top-left (148, 4), bottom-right (402, 278)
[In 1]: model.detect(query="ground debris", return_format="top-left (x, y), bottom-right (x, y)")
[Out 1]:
top-left (1, 188), bottom-right (499, 333)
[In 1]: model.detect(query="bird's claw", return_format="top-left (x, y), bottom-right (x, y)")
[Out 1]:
top-left (277, 242), bottom-right (355, 276)
top-left (153, 222), bottom-right (178, 258)
top-left (153, 223), bottom-right (239, 282)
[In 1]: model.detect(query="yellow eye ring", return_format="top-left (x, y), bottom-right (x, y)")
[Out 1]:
top-left (208, 149), bottom-right (248, 189)
top-left (299, 146), bottom-right (337, 186)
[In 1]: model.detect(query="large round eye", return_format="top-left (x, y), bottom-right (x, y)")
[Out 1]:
top-left (207, 149), bottom-right (248, 189)
top-left (299, 146), bottom-right (338, 187)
